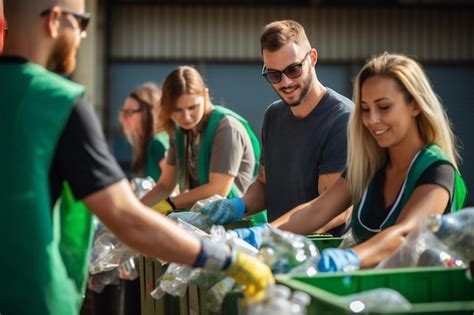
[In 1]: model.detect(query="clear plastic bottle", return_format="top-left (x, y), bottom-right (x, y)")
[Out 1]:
top-left (416, 247), bottom-right (465, 268)
top-left (289, 291), bottom-right (311, 315)
top-left (256, 228), bottom-right (318, 275)
top-left (262, 285), bottom-right (293, 315)
top-left (425, 209), bottom-right (474, 261)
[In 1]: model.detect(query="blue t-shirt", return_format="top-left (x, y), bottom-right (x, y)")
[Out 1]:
top-left (261, 88), bottom-right (353, 222)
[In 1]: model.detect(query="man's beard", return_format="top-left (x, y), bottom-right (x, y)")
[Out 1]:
top-left (278, 72), bottom-right (313, 107)
top-left (46, 31), bottom-right (78, 75)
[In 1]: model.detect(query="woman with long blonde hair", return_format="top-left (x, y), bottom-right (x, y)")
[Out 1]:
top-left (237, 52), bottom-right (467, 270)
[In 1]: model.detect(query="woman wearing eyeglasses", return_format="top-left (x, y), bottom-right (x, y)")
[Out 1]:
top-left (235, 53), bottom-right (467, 272)
top-left (119, 82), bottom-right (169, 181)
top-left (140, 66), bottom-right (267, 225)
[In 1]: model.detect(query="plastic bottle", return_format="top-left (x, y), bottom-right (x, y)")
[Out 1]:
top-left (256, 228), bottom-right (318, 275)
top-left (424, 209), bottom-right (474, 261)
top-left (416, 247), bottom-right (465, 268)
top-left (289, 291), bottom-right (311, 315)
top-left (263, 285), bottom-right (293, 315)
top-left (207, 277), bottom-right (235, 312)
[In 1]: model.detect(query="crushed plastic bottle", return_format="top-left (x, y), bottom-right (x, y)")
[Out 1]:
top-left (341, 288), bottom-right (411, 313)
top-left (257, 228), bottom-right (319, 275)
top-left (424, 208), bottom-right (474, 262)
top-left (130, 176), bottom-right (155, 198)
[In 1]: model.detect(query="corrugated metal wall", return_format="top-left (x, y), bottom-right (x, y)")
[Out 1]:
top-left (110, 5), bottom-right (474, 61)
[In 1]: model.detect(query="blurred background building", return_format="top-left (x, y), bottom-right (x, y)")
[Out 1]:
top-left (75, 0), bottom-right (474, 204)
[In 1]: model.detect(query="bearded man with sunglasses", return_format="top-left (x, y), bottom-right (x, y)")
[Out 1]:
top-left (203, 20), bottom-right (353, 241)
top-left (0, 1), bottom-right (273, 314)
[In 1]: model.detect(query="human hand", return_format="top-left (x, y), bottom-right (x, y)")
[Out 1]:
top-left (200, 197), bottom-right (246, 225)
top-left (151, 197), bottom-right (176, 215)
top-left (317, 248), bottom-right (360, 272)
top-left (232, 224), bottom-right (271, 249)
top-left (225, 250), bottom-right (274, 297)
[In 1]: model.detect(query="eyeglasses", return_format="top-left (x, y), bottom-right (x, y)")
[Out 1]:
top-left (40, 8), bottom-right (91, 33)
top-left (261, 51), bottom-right (311, 84)
top-left (120, 108), bottom-right (144, 118)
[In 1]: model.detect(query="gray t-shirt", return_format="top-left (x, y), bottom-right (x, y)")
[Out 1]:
top-left (261, 88), bottom-right (353, 221)
top-left (167, 115), bottom-right (255, 196)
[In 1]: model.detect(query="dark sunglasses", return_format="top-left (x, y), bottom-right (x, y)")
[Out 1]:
top-left (40, 8), bottom-right (91, 32)
top-left (261, 51), bottom-right (311, 84)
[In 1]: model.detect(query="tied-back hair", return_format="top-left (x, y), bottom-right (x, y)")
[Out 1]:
top-left (129, 82), bottom-right (162, 176)
top-left (347, 52), bottom-right (460, 202)
top-left (159, 66), bottom-right (211, 135)
top-left (260, 19), bottom-right (311, 53)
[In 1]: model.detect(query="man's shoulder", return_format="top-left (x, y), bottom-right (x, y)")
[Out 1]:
top-left (323, 88), bottom-right (354, 112)
top-left (24, 63), bottom-right (85, 98)
top-left (264, 99), bottom-right (286, 117)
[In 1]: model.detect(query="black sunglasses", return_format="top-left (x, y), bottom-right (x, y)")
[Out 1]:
top-left (261, 51), bottom-right (311, 84)
top-left (40, 8), bottom-right (91, 32)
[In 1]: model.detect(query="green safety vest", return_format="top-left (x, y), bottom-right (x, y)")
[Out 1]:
top-left (0, 61), bottom-right (94, 314)
top-left (351, 144), bottom-right (467, 244)
top-left (175, 106), bottom-right (267, 226)
top-left (144, 131), bottom-right (169, 180)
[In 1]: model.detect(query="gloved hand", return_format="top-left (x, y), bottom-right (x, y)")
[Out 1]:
top-left (232, 224), bottom-right (271, 249)
top-left (152, 197), bottom-right (176, 215)
top-left (317, 248), bottom-right (361, 273)
top-left (193, 239), bottom-right (273, 299)
top-left (225, 250), bottom-right (274, 297)
top-left (200, 197), bottom-right (246, 225)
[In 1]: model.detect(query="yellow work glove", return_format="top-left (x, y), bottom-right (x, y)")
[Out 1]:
top-left (225, 250), bottom-right (274, 298)
top-left (152, 197), bottom-right (176, 215)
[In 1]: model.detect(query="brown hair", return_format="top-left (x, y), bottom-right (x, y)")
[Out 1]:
top-left (260, 19), bottom-right (311, 53)
top-left (128, 82), bottom-right (162, 176)
top-left (159, 66), bottom-right (210, 134)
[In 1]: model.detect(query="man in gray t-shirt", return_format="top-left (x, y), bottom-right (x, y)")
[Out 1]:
top-left (202, 20), bottom-right (353, 235)
top-left (262, 89), bottom-right (352, 224)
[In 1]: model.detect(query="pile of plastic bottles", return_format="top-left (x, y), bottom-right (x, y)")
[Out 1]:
top-left (377, 208), bottom-right (474, 269)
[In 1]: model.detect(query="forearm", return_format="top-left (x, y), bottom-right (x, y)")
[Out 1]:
top-left (315, 207), bottom-right (352, 234)
top-left (242, 179), bottom-right (267, 215)
top-left (86, 180), bottom-right (200, 265)
top-left (140, 182), bottom-right (174, 207)
top-left (273, 200), bottom-right (333, 234)
top-left (353, 224), bottom-right (409, 268)
top-left (172, 182), bottom-right (230, 209)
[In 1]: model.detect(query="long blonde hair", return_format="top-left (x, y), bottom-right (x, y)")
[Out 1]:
top-left (347, 52), bottom-right (459, 202)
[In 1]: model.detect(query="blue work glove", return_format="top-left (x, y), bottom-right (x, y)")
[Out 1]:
top-left (201, 197), bottom-right (246, 225)
top-left (232, 224), bottom-right (271, 249)
top-left (317, 248), bottom-right (361, 272)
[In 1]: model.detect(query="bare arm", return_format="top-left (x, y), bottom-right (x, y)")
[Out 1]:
top-left (242, 165), bottom-right (267, 215)
top-left (141, 162), bottom-right (177, 207)
top-left (169, 172), bottom-right (235, 209)
top-left (315, 172), bottom-right (352, 233)
top-left (273, 177), bottom-right (353, 234)
top-left (353, 184), bottom-right (450, 268)
top-left (84, 179), bottom-right (200, 265)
